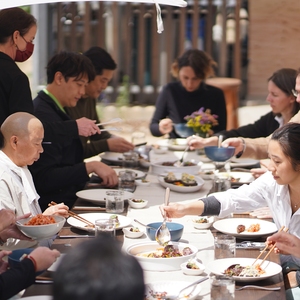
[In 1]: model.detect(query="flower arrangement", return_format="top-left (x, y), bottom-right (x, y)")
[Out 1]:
top-left (184, 107), bottom-right (219, 136)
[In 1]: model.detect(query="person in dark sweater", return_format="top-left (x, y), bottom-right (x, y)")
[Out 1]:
top-left (29, 52), bottom-right (118, 211)
top-left (188, 68), bottom-right (299, 148)
top-left (149, 49), bottom-right (227, 138)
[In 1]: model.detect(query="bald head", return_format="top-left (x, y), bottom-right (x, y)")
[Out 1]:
top-left (0, 112), bottom-right (44, 166)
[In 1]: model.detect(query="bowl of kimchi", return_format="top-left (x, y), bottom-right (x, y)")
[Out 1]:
top-left (16, 215), bottom-right (65, 240)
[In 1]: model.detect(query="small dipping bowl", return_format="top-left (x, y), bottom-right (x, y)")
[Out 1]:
top-left (146, 222), bottom-right (184, 242)
top-left (173, 123), bottom-right (194, 138)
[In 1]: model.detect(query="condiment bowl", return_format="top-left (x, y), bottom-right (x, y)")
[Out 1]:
top-left (204, 146), bottom-right (235, 162)
top-left (191, 216), bottom-right (215, 229)
top-left (180, 259), bottom-right (205, 275)
top-left (128, 198), bottom-right (148, 209)
top-left (135, 179), bottom-right (151, 187)
top-left (123, 227), bottom-right (144, 239)
top-left (146, 222), bottom-right (184, 242)
top-left (16, 215), bottom-right (65, 240)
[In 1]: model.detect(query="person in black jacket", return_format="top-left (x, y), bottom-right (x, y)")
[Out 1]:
top-left (0, 7), bottom-right (37, 125)
top-left (188, 68), bottom-right (299, 149)
top-left (29, 52), bottom-right (118, 211)
top-left (150, 49), bottom-right (227, 138)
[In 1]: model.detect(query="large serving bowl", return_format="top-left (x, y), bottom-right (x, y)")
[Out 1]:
top-left (16, 215), bottom-right (65, 240)
top-left (173, 123), bottom-right (194, 138)
top-left (150, 160), bottom-right (201, 175)
top-left (126, 241), bottom-right (198, 271)
top-left (204, 146), bottom-right (235, 162)
top-left (146, 222), bottom-right (184, 242)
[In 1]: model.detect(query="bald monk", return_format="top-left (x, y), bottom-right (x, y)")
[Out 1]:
top-left (0, 112), bottom-right (68, 249)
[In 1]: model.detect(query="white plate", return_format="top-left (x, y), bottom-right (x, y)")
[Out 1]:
top-left (213, 218), bottom-right (277, 238)
top-left (48, 253), bottom-right (66, 272)
top-left (168, 139), bottom-right (188, 151)
top-left (145, 281), bottom-right (202, 299)
top-left (157, 173), bottom-right (205, 193)
top-left (114, 168), bottom-right (145, 179)
top-left (100, 152), bottom-right (123, 162)
top-left (230, 158), bottom-right (259, 168)
top-left (218, 172), bottom-right (255, 185)
top-left (76, 189), bottom-right (134, 205)
top-left (67, 213), bottom-right (132, 232)
top-left (207, 257), bottom-right (282, 282)
top-left (21, 297), bottom-right (52, 300)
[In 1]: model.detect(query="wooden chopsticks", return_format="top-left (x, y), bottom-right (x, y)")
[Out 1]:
top-left (252, 226), bottom-right (288, 267)
top-left (49, 201), bottom-right (95, 228)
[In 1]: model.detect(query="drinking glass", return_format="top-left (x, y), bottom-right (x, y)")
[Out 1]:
top-left (210, 275), bottom-right (235, 300)
top-left (95, 219), bottom-right (116, 237)
top-left (122, 151), bottom-right (139, 169)
top-left (118, 170), bottom-right (136, 193)
top-left (105, 190), bottom-right (124, 213)
top-left (214, 234), bottom-right (236, 259)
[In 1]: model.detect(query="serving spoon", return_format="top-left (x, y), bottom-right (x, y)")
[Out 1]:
top-left (155, 187), bottom-right (171, 246)
top-left (133, 219), bottom-right (157, 230)
top-left (174, 145), bottom-right (189, 167)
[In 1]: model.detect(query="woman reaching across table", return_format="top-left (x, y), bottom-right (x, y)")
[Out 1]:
top-left (0, 7), bottom-right (37, 125)
top-left (149, 49), bottom-right (227, 138)
top-left (161, 122), bottom-right (300, 300)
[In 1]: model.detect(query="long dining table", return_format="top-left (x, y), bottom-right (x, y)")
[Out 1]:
top-left (22, 147), bottom-right (286, 299)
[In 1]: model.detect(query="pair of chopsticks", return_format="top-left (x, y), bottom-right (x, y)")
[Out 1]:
top-left (49, 201), bottom-right (95, 228)
top-left (252, 226), bottom-right (289, 267)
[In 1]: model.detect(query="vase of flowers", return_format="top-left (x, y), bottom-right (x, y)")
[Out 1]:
top-left (184, 107), bottom-right (219, 137)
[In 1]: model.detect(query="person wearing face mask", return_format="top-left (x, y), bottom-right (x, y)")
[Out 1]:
top-left (149, 49), bottom-right (227, 138)
top-left (0, 7), bottom-right (37, 125)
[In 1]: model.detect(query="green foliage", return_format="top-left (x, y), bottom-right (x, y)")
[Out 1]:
top-left (115, 75), bottom-right (130, 107)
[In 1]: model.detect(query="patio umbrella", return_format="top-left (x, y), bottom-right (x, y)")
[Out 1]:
top-left (0, 0), bottom-right (187, 33)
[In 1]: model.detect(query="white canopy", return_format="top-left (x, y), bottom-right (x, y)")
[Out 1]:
top-left (0, 0), bottom-right (187, 33)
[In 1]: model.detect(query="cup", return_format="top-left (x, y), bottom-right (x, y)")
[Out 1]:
top-left (105, 190), bottom-right (124, 213)
top-left (95, 219), bottom-right (116, 236)
top-left (214, 234), bottom-right (236, 259)
top-left (210, 275), bottom-right (235, 300)
top-left (213, 175), bottom-right (231, 192)
top-left (118, 170), bottom-right (136, 193)
top-left (122, 151), bottom-right (139, 169)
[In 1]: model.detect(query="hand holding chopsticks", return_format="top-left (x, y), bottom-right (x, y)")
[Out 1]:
top-left (252, 226), bottom-right (289, 267)
top-left (48, 201), bottom-right (95, 228)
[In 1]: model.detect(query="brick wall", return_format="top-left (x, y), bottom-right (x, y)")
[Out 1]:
top-left (248, 0), bottom-right (300, 99)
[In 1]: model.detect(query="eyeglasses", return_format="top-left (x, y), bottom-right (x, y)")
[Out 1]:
top-left (292, 89), bottom-right (300, 98)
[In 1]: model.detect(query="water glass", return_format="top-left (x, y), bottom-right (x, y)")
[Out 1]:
top-left (122, 151), bottom-right (139, 169)
top-left (95, 219), bottom-right (116, 237)
top-left (118, 170), bottom-right (136, 193)
top-left (214, 234), bottom-right (236, 259)
top-left (213, 175), bottom-right (231, 192)
top-left (210, 275), bottom-right (235, 300)
top-left (105, 190), bottom-right (124, 213)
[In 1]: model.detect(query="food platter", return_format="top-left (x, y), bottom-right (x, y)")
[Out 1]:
top-left (67, 213), bottom-right (132, 232)
top-left (207, 257), bottom-right (282, 282)
top-left (145, 281), bottom-right (202, 299)
top-left (213, 218), bottom-right (277, 239)
top-left (76, 189), bottom-right (134, 205)
top-left (230, 158), bottom-right (259, 168)
top-left (217, 172), bottom-right (255, 185)
top-left (157, 173), bottom-right (205, 193)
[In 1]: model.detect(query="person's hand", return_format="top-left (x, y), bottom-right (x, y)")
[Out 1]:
top-left (0, 250), bottom-right (11, 274)
top-left (159, 203), bottom-right (187, 219)
top-left (86, 161), bottom-right (118, 187)
top-left (43, 203), bottom-right (69, 218)
top-left (29, 247), bottom-right (60, 272)
top-left (0, 224), bottom-right (32, 242)
top-left (266, 232), bottom-right (300, 257)
top-left (158, 118), bottom-right (173, 135)
top-left (107, 137), bottom-right (134, 153)
top-left (0, 209), bottom-right (16, 232)
top-left (76, 117), bottom-right (101, 137)
top-left (221, 138), bottom-right (244, 155)
top-left (187, 135), bottom-right (218, 150)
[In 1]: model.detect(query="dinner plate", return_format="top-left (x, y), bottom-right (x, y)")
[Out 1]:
top-left (114, 168), bottom-right (145, 179)
top-left (145, 281), bottom-right (202, 299)
top-left (213, 218), bottom-right (277, 238)
top-left (21, 297), bottom-right (52, 300)
top-left (218, 172), bottom-right (255, 185)
top-left (76, 189), bottom-right (134, 205)
top-left (155, 139), bottom-right (188, 151)
top-left (158, 173), bottom-right (205, 193)
top-left (207, 257), bottom-right (282, 282)
top-left (67, 213), bottom-right (132, 232)
top-left (230, 158), bottom-right (259, 168)
top-left (99, 152), bottom-right (123, 163)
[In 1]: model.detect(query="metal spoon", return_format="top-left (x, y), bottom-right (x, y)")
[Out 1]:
top-left (174, 145), bottom-right (189, 167)
top-left (218, 135), bottom-right (223, 148)
top-left (133, 219), bottom-right (157, 230)
top-left (235, 285), bottom-right (280, 291)
top-left (155, 187), bottom-right (171, 246)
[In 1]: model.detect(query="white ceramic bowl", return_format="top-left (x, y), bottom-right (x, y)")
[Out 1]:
top-left (126, 242), bottom-right (198, 271)
top-left (122, 227), bottom-right (144, 239)
top-left (150, 160), bottom-right (201, 175)
top-left (16, 216), bottom-right (65, 240)
top-left (135, 179), bottom-right (151, 186)
top-left (139, 158), bottom-right (151, 168)
top-left (191, 216), bottom-right (215, 229)
top-left (128, 198), bottom-right (148, 209)
top-left (180, 259), bottom-right (205, 275)
top-left (153, 147), bottom-right (168, 154)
